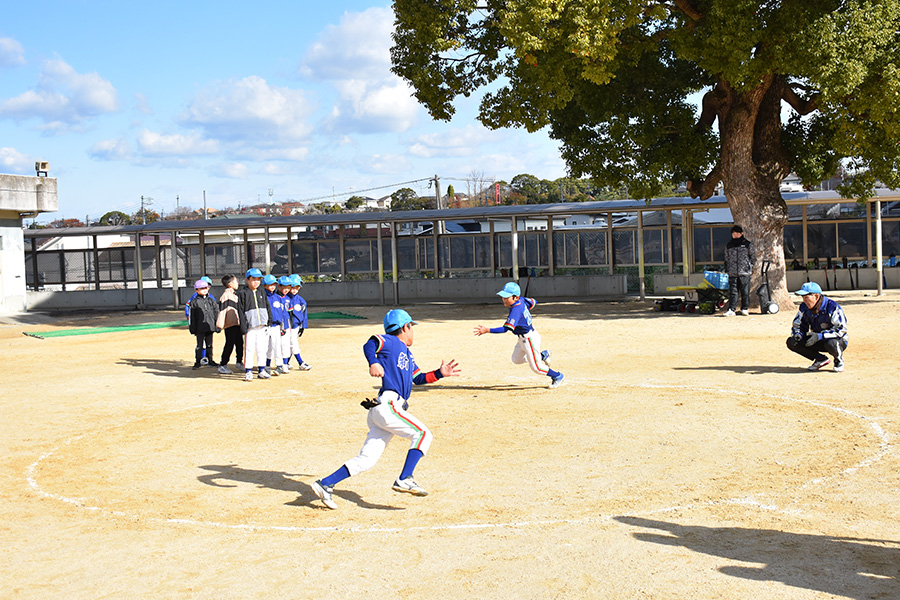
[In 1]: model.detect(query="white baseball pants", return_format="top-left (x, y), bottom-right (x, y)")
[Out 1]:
top-left (344, 391), bottom-right (433, 477)
top-left (243, 325), bottom-right (268, 369)
top-left (511, 330), bottom-right (550, 376)
top-left (266, 326), bottom-right (283, 365)
top-left (281, 327), bottom-right (301, 361)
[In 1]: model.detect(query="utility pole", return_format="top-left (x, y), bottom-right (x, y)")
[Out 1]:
top-left (140, 195), bottom-right (153, 225)
top-left (203, 190), bottom-right (207, 220)
top-left (176, 194), bottom-right (180, 219)
top-left (433, 174), bottom-right (444, 235)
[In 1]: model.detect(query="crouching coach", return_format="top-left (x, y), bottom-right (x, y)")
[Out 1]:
top-left (786, 282), bottom-right (848, 372)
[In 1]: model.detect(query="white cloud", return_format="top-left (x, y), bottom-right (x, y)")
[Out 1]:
top-left (366, 153), bottom-right (411, 174)
top-left (329, 79), bottom-right (419, 133)
top-left (301, 7), bottom-right (394, 81)
top-left (134, 93), bottom-right (153, 115)
top-left (0, 57), bottom-right (118, 129)
top-left (0, 146), bottom-right (30, 172)
top-left (409, 125), bottom-right (510, 158)
top-left (184, 76), bottom-right (314, 142)
top-left (0, 37), bottom-right (25, 68)
top-left (212, 162), bottom-right (250, 179)
top-left (138, 130), bottom-right (219, 156)
top-left (89, 138), bottom-right (132, 161)
top-left (302, 7), bottom-right (421, 134)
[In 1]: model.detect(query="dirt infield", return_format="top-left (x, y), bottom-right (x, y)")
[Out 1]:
top-left (2, 292), bottom-right (899, 599)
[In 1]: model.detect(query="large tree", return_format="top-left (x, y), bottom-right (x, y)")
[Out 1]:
top-left (391, 187), bottom-right (433, 211)
top-left (391, 0), bottom-right (900, 307)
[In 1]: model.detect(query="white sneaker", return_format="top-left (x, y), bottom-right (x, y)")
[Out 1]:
top-left (723, 309), bottom-right (735, 317)
top-left (268, 367), bottom-right (279, 377)
top-left (258, 369), bottom-right (271, 379)
top-left (540, 350), bottom-right (551, 364)
top-left (200, 356), bottom-right (209, 366)
top-left (244, 371), bottom-right (253, 382)
top-left (311, 480), bottom-right (338, 509)
top-left (217, 365), bottom-right (232, 374)
top-left (298, 362), bottom-right (312, 371)
top-left (392, 477), bottom-right (428, 496)
top-left (833, 358), bottom-right (844, 373)
top-left (808, 357), bottom-right (831, 371)
top-left (740, 309), bottom-right (749, 316)
top-left (279, 365), bottom-right (290, 375)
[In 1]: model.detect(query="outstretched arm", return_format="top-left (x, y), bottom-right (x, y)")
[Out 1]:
top-left (413, 359), bottom-right (461, 385)
top-left (438, 359), bottom-right (460, 377)
top-left (473, 324), bottom-right (507, 336)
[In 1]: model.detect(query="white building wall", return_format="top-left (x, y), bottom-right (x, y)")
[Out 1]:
top-left (0, 173), bottom-right (58, 313)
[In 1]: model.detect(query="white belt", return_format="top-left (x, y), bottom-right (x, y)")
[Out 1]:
top-left (378, 390), bottom-right (401, 404)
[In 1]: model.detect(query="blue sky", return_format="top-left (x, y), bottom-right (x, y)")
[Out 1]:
top-left (0, 1), bottom-right (568, 223)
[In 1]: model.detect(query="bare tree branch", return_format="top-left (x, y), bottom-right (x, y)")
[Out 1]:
top-left (695, 88), bottom-right (721, 132)
top-left (782, 85), bottom-right (818, 115)
top-left (672, 0), bottom-right (703, 21)
top-left (687, 163), bottom-right (724, 200)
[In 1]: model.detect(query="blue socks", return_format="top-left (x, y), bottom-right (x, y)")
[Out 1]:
top-left (548, 368), bottom-right (561, 379)
top-left (321, 465), bottom-right (350, 488)
top-left (321, 450), bottom-right (424, 489)
top-left (399, 449), bottom-right (424, 481)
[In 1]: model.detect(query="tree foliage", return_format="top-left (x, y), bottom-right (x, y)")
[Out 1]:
top-left (345, 195), bottom-right (365, 211)
top-left (100, 210), bottom-right (131, 226)
top-left (392, 0), bottom-right (900, 306)
top-left (132, 208), bottom-right (160, 225)
top-left (391, 187), bottom-right (433, 211)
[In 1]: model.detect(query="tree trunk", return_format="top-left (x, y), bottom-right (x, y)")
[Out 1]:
top-left (716, 77), bottom-right (795, 312)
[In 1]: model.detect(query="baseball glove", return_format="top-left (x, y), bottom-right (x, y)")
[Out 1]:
top-left (360, 398), bottom-right (380, 410)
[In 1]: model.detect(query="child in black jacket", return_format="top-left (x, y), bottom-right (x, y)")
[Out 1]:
top-left (189, 280), bottom-right (220, 369)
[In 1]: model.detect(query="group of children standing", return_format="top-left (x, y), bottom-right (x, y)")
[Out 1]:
top-left (187, 268), bottom-right (311, 381)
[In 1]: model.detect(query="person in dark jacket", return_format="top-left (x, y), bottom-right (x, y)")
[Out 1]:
top-left (188, 279), bottom-right (220, 369)
top-left (723, 225), bottom-right (756, 316)
top-left (236, 268), bottom-right (272, 381)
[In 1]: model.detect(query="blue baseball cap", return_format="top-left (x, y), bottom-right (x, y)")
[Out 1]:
top-left (201, 276), bottom-right (212, 285)
top-left (246, 268), bottom-right (263, 278)
top-left (497, 281), bottom-right (521, 298)
top-left (277, 275), bottom-right (292, 286)
top-left (794, 282), bottom-right (823, 295)
top-left (289, 274), bottom-right (303, 287)
top-left (262, 274), bottom-right (277, 285)
top-left (384, 309), bottom-right (417, 334)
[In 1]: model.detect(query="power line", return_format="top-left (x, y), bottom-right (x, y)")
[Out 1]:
top-left (294, 177), bottom-right (434, 203)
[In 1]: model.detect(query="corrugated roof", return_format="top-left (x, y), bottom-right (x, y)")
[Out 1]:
top-left (24, 189), bottom-right (900, 238)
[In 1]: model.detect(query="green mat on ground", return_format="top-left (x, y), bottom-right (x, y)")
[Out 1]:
top-left (22, 311), bottom-right (365, 339)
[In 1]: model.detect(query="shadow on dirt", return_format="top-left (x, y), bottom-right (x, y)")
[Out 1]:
top-left (615, 516), bottom-right (900, 599)
top-left (673, 365), bottom-right (806, 375)
top-left (118, 358), bottom-right (224, 378)
top-left (198, 464), bottom-right (403, 511)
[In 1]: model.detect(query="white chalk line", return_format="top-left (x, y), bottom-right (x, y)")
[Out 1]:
top-left (25, 382), bottom-right (893, 534)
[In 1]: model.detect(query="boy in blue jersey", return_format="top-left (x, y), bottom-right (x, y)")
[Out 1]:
top-left (283, 274), bottom-right (311, 371)
top-left (474, 281), bottom-right (565, 388)
top-left (262, 274), bottom-right (289, 376)
top-left (310, 309), bottom-right (460, 510)
top-left (786, 282), bottom-right (849, 372)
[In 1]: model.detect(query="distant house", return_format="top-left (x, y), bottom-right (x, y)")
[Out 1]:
top-left (358, 195), bottom-right (391, 211)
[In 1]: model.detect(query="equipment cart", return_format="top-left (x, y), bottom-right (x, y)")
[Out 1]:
top-left (664, 271), bottom-right (729, 314)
